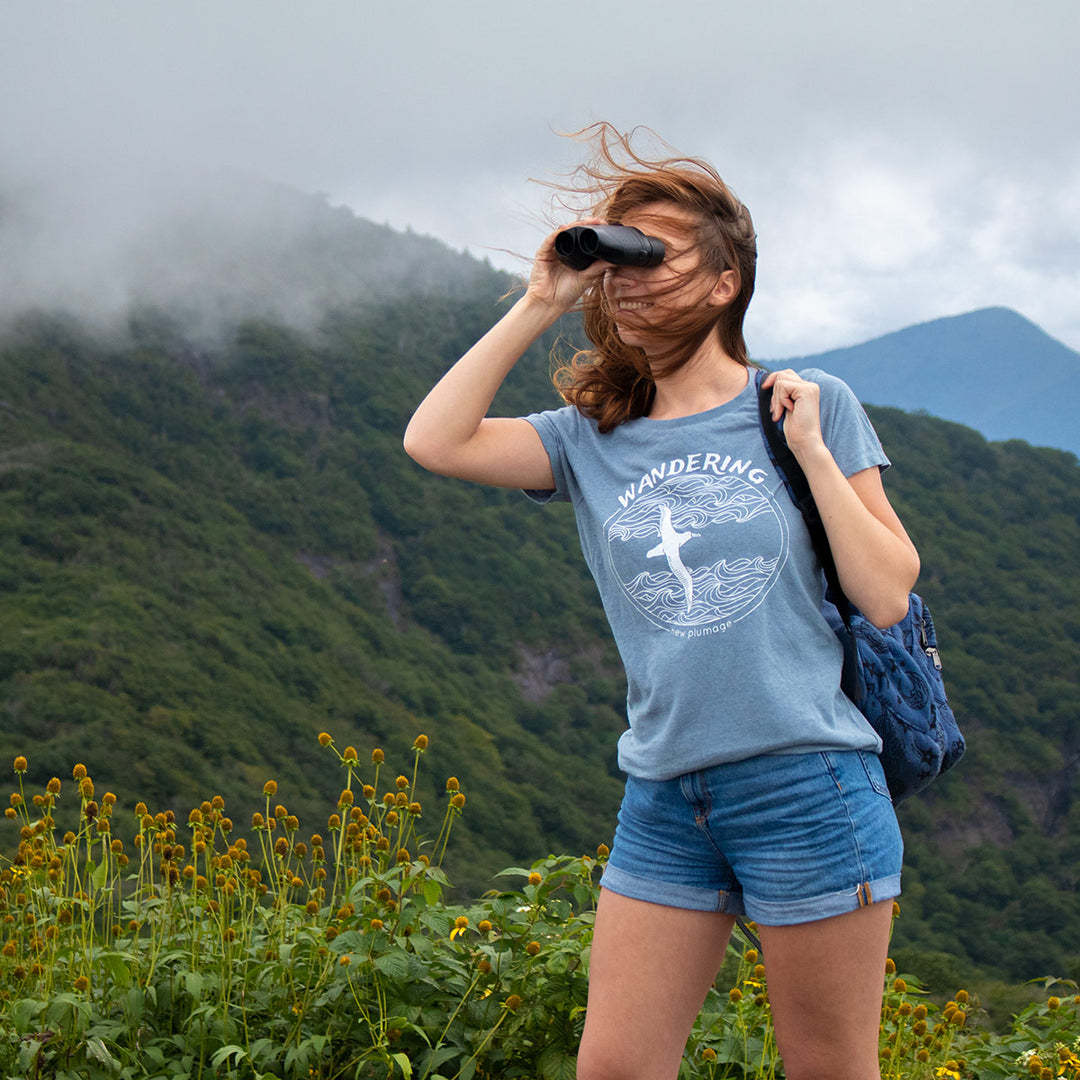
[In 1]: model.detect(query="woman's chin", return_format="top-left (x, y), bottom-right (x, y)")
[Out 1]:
top-left (613, 321), bottom-right (651, 349)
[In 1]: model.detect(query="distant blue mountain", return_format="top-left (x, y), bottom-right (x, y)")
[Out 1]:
top-left (772, 307), bottom-right (1080, 458)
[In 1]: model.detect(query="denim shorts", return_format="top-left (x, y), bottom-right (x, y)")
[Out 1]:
top-left (601, 750), bottom-right (903, 926)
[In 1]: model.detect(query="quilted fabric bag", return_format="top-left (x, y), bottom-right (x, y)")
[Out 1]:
top-left (755, 372), bottom-right (965, 802)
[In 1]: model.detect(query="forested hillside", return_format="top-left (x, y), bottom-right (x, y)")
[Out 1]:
top-left (1, 287), bottom-right (1078, 987)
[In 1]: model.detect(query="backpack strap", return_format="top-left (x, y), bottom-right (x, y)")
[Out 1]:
top-left (754, 369), bottom-right (864, 705)
top-left (735, 916), bottom-right (763, 956)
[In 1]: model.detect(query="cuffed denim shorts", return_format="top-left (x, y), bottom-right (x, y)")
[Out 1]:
top-left (601, 749), bottom-right (903, 926)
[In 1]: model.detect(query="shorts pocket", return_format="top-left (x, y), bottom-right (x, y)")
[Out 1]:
top-left (858, 750), bottom-right (893, 800)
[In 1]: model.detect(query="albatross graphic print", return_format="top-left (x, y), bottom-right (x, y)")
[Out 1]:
top-left (606, 471), bottom-right (789, 632)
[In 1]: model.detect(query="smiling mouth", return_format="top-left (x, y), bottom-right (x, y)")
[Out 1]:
top-left (618, 300), bottom-right (652, 311)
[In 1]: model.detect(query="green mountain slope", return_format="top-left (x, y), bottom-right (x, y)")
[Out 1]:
top-left (861, 408), bottom-right (1080, 982)
top-left (2, 288), bottom-right (1079, 985)
top-left (0, 303), bottom-right (626, 893)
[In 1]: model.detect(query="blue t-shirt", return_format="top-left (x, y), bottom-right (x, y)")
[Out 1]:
top-left (524, 368), bottom-right (888, 781)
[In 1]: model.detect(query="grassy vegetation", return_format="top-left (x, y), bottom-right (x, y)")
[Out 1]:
top-left (3, 741), bottom-right (1078, 1079)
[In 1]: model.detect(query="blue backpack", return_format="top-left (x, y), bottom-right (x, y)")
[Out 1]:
top-left (755, 372), bottom-right (965, 803)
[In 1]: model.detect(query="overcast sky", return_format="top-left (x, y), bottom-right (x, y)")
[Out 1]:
top-left (2, 0), bottom-right (1077, 358)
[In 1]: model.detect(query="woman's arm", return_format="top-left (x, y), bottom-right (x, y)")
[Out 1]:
top-left (403, 226), bottom-right (606, 489)
top-left (763, 369), bottom-right (920, 629)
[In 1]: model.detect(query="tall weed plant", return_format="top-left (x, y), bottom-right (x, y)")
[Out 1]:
top-left (2, 737), bottom-right (1076, 1078)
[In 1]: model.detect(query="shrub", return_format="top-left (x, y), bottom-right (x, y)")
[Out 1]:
top-left (2, 741), bottom-right (1076, 1078)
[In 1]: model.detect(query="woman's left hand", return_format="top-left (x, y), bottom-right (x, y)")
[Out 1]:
top-left (760, 368), bottom-right (825, 459)
top-left (760, 367), bottom-right (920, 627)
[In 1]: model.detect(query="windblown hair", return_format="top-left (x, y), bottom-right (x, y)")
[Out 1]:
top-left (548, 124), bottom-right (757, 433)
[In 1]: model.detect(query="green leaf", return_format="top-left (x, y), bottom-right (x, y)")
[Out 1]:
top-left (11, 997), bottom-right (46, 1032)
top-left (211, 1045), bottom-right (249, 1069)
top-left (374, 949), bottom-right (411, 982)
top-left (85, 1037), bottom-right (122, 1073)
top-left (100, 951), bottom-right (132, 989)
top-left (249, 1037), bottom-right (280, 1067)
top-left (45, 992), bottom-right (90, 1029)
top-left (419, 1046), bottom-right (460, 1076)
top-left (183, 971), bottom-right (204, 1000)
top-left (92, 856), bottom-right (110, 890)
top-left (122, 986), bottom-right (146, 1022)
top-left (537, 1046), bottom-right (577, 1080)
top-left (391, 1051), bottom-right (413, 1078)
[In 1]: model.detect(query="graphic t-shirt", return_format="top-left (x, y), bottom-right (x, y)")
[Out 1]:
top-left (524, 368), bottom-right (888, 781)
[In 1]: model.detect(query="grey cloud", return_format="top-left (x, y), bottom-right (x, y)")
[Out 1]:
top-left (1, 0), bottom-right (1077, 356)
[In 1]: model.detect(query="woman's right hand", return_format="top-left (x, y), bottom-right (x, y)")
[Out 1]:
top-left (524, 221), bottom-right (609, 314)
top-left (403, 224), bottom-right (613, 489)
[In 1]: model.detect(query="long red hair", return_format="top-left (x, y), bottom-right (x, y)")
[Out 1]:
top-left (548, 125), bottom-right (757, 433)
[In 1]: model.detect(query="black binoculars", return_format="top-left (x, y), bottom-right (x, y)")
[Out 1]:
top-left (554, 225), bottom-right (666, 270)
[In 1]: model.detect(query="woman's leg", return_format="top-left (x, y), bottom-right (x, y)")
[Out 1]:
top-left (758, 899), bottom-right (894, 1080)
top-left (576, 888), bottom-right (736, 1080)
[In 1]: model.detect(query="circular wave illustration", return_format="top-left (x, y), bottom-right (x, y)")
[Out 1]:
top-left (606, 473), bottom-right (788, 630)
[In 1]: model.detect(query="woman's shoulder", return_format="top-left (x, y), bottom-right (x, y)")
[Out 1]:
top-left (794, 367), bottom-right (863, 416)
top-left (794, 368), bottom-right (888, 469)
top-left (524, 402), bottom-right (602, 439)
top-left (795, 366), bottom-right (853, 393)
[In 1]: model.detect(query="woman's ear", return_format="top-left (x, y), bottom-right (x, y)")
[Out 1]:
top-left (708, 269), bottom-right (739, 308)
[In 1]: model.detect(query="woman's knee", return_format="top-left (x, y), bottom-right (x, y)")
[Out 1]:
top-left (576, 1036), bottom-right (677, 1080)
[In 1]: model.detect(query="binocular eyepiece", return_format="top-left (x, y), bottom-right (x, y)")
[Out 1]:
top-left (554, 225), bottom-right (665, 270)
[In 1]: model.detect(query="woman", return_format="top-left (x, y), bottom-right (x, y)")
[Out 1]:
top-left (404, 125), bottom-right (919, 1080)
